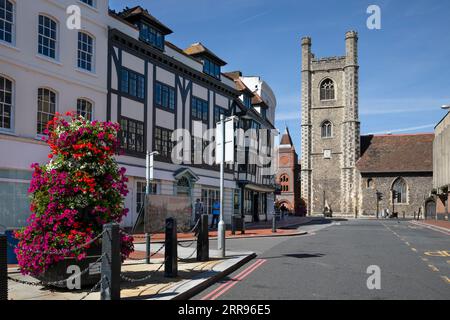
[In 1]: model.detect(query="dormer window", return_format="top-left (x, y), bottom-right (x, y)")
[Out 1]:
top-left (140, 22), bottom-right (164, 50)
top-left (203, 58), bottom-right (221, 79)
top-left (243, 94), bottom-right (252, 109)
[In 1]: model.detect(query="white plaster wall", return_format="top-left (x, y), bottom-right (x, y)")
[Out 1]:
top-left (121, 97), bottom-right (144, 120)
top-left (155, 109), bottom-right (175, 130)
top-left (156, 66), bottom-right (175, 87)
top-left (122, 51), bottom-right (145, 75)
top-left (192, 83), bottom-right (208, 100)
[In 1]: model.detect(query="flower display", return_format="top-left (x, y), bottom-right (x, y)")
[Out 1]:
top-left (15, 112), bottom-right (134, 275)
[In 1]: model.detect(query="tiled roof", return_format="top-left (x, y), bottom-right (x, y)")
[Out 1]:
top-left (357, 134), bottom-right (434, 173)
top-left (184, 43), bottom-right (227, 66)
top-left (117, 6), bottom-right (173, 35)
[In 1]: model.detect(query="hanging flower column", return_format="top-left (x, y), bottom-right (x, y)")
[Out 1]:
top-left (15, 112), bottom-right (134, 276)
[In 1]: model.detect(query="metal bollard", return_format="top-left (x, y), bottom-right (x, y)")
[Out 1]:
top-left (0, 234), bottom-right (7, 301)
top-left (231, 216), bottom-right (236, 236)
top-left (101, 223), bottom-right (121, 300)
top-left (145, 233), bottom-right (151, 265)
top-left (165, 218), bottom-right (178, 278)
top-left (197, 215), bottom-right (209, 262)
top-left (272, 215), bottom-right (277, 233)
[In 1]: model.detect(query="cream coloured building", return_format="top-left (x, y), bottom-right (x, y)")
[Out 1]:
top-left (0, 0), bottom-right (110, 227)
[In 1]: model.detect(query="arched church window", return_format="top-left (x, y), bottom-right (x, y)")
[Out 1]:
top-left (321, 121), bottom-right (333, 138)
top-left (320, 78), bottom-right (335, 100)
top-left (392, 178), bottom-right (407, 204)
top-left (280, 174), bottom-right (289, 192)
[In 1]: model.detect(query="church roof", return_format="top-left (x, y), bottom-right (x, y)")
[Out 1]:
top-left (280, 127), bottom-right (294, 147)
top-left (357, 134), bottom-right (434, 174)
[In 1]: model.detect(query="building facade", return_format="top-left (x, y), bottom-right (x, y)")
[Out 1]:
top-left (0, 0), bottom-right (110, 227)
top-left (275, 127), bottom-right (302, 215)
top-left (433, 110), bottom-right (450, 220)
top-left (301, 31), bottom-right (360, 216)
top-left (300, 32), bottom-right (434, 217)
top-left (108, 7), bottom-right (277, 227)
top-left (357, 134), bottom-right (434, 218)
top-left (0, 2), bottom-right (277, 229)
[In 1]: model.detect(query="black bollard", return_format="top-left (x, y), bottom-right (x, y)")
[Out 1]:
top-left (272, 215), bottom-right (277, 233)
top-left (197, 215), bottom-right (209, 262)
top-left (231, 216), bottom-right (236, 236)
top-left (101, 223), bottom-right (121, 300)
top-left (0, 234), bottom-right (7, 301)
top-left (165, 218), bottom-right (178, 278)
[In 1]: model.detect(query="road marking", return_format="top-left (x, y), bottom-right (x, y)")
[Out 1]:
top-left (424, 250), bottom-right (450, 258)
top-left (201, 259), bottom-right (267, 300)
top-left (428, 264), bottom-right (439, 272)
top-left (410, 221), bottom-right (450, 236)
top-left (441, 276), bottom-right (450, 284)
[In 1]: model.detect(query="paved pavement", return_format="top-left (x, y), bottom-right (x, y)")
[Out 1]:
top-left (192, 219), bottom-right (450, 300)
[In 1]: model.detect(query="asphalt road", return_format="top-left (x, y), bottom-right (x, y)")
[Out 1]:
top-left (192, 219), bottom-right (450, 300)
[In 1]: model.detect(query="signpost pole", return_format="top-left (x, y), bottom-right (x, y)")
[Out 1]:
top-left (145, 151), bottom-right (158, 264)
top-left (218, 115), bottom-right (226, 258)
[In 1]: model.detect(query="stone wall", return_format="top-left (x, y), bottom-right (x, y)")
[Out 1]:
top-left (359, 174), bottom-right (433, 217)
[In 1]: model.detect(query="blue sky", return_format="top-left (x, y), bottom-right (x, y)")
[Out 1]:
top-left (110, 0), bottom-right (450, 153)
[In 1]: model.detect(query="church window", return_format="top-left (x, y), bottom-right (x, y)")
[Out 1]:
top-left (321, 121), bottom-right (332, 138)
top-left (320, 78), bottom-right (335, 100)
top-left (280, 174), bottom-right (289, 192)
top-left (392, 178), bottom-right (407, 204)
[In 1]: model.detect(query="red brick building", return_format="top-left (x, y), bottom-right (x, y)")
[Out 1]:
top-left (276, 128), bottom-right (304, 215)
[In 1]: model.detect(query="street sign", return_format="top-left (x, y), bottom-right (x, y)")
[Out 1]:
top-left (216, 117), bottom-right (236, 164)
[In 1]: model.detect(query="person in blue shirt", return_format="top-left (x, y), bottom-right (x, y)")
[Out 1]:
top-left (211, 200), bottom-right (220, 229)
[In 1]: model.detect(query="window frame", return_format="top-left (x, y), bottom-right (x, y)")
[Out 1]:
top-left (119, 116), bottom-right (145, 156)
top-left (76, 98), bottom-right (94, 121)
top-left (191, 96), bottom-right (209, 123)
top-left (37, 87), bottom-right (57, 136)
top-left (154, 126), bottom-right (174, 161)
top-left (139, 22), bottom-right (164, 51)
top-left (37, 14), bottom-right (59, 60)
top-left (392, 177), bottom-right (408, 205)
top-left (120, 67), bottom-right (146, 101)
top-left (0, 74), bottom-right (14, 132)
top-left (0, 0), bottom-right (15, 45)
top-left (154, 81), bottom-right (176, 112)
top-left (78, 0), bottom-right (96, 8)
top-left (77, 31), bottom-right (95, 73)
top-left (321, 120), bottom-right (333, 139)
top-left (320, 78), bottom-right (335, 101)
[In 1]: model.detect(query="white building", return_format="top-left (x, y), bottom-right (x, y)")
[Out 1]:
top-left (0, 2), bottom-right (277, 229)
top-left (0, 0), bottom-right (110, 227)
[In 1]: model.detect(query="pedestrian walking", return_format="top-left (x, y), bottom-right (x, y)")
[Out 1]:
top-left (211, 200), bottom-right (220, 229)
top-left (194, 198), bottom-right (204, 235)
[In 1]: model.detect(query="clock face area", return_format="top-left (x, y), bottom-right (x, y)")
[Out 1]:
top-left (280, 156), bottom-right (290, 166)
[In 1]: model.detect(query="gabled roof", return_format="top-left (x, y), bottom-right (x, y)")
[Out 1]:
top-left (223, 71), bottom-right (254, 95)
top-left (184, 43), bottom-right (227, 66)
top-left (252, 92), bottom-right (268, 108)
top-left (117, 6), bottom-right (173, 35)
top-left (357, 133), bottom-right (434, 173)
top-left (280, 127), bottom-right (294, 147)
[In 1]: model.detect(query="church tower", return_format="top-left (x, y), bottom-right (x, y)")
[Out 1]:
top-left (301, 31), bottom-right (360, 216)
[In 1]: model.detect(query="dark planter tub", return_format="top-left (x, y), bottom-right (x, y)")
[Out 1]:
top-left (34, 244), bottom-right (102, 289)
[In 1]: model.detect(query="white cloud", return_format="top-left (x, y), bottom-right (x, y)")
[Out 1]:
top-left (368, 124), bottom-right (435, 135)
